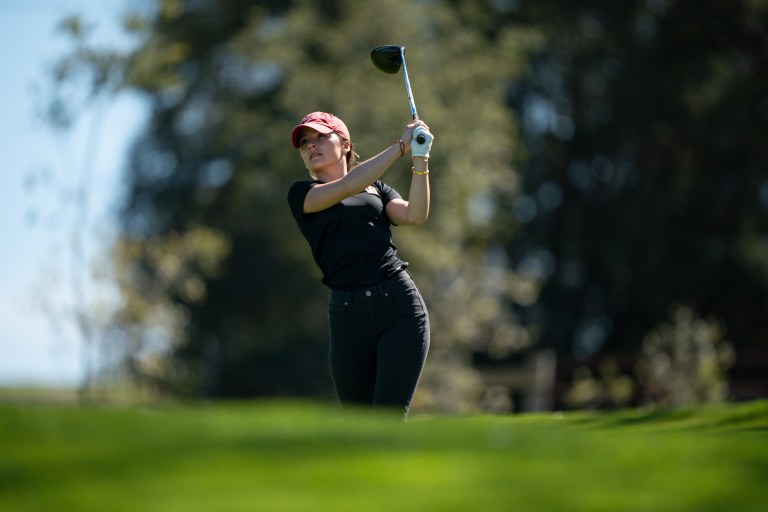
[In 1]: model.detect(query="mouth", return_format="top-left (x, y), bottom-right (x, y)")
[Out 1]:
top-left (309, 152), bottom-right (322, 160)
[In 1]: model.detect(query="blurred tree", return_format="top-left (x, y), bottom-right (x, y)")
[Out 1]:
top-left (49, 0), bottom-right (768, 411)
top-left (48, 0), bottom-right (538, 411)
top-left (43, 14), bottom-right (129, 402)
top-left (462, 0), bottom-right (768, 404)
top-left (637, 305), bottom-right (735, 407)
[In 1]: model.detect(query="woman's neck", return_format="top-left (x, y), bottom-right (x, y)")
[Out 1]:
top-left (315, 164), bottom-right (347, 183)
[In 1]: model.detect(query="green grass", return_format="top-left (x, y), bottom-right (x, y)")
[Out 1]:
top-left (1, 399), bottom-right (766, 512)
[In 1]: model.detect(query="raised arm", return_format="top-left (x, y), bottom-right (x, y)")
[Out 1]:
top-left (303, 122), bottom-right (426, 213)
top-left (385, 125), bottom-right (434, 226)
top-left (385, 156), bottom-right (430, 225)
top-left (303, 141), bottom-right (404, 213)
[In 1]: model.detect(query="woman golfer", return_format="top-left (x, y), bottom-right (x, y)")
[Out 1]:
top-left (287, 111), bottom-right (433, 418)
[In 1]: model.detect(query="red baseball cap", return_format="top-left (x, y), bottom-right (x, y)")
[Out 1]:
top-left (291, 112), bottom-right (350, 148)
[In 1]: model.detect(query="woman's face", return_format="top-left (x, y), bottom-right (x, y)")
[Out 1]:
top-left (298, 128), bottom-right (348, 174)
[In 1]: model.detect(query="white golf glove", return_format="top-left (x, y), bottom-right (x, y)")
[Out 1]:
top-left (411, 126), bottom-right (434, 158)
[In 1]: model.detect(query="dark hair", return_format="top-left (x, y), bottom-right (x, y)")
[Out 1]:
top-left (337, 132), bottom-right (359, 168)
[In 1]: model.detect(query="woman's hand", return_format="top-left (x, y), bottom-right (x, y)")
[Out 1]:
top-left (411, 126), bottom-right (434, 159)
top-left (401, 120), bottom-right (430, 154)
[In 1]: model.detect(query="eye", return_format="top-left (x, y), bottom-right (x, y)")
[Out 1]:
top-left (300, 133), bottom-right (326, 148)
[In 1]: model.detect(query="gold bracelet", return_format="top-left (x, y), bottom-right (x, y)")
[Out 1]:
top-left (412, 167), bottom-right (429, 175)
top-left (395, 140), bottom-right (405, 157)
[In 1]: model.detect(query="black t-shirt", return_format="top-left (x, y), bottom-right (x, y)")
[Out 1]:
top-left (287, 179), bottom-right (407, 291)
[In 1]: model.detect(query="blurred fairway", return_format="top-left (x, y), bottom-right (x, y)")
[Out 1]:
top-left (1, 398), bottom-right (766, 512)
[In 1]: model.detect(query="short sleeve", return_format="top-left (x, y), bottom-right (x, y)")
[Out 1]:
top-left (375, 181), bottom-right (402, 208)
top-left (287, 181), bottom-right (315, 220)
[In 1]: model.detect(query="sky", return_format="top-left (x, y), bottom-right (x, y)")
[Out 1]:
top-left (0, 1), bottom-right (148, 387)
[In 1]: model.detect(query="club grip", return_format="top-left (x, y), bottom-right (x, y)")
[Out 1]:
top-left (412, 114), bottom-right (425, 144)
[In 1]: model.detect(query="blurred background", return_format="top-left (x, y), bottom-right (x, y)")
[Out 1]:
top-left (2, 0), bottom-right (766, 413)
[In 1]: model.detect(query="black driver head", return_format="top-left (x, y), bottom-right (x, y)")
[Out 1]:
top-left (371, 45), bottom-right (404, 74)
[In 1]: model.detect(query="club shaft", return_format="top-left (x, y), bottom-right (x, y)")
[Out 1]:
top-left (399, 48), bottom-right (426, 144)
top-left (400, 48), bottom-right (418, 120)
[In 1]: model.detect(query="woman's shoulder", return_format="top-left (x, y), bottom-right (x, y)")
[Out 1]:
top-left (290, 178), bottom-right (322, 186)
top-left (371, 179), bottom-right (391, 191)
top-left (287, 180), bottom-right (316, 207)
top-left (288, 179), bottom-right (322, 193)
top-left (372, 180), bottom-right (401, 200)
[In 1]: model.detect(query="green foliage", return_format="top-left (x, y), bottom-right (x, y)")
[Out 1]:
top-left (46, 15), bottom-right (127, 129)
top-left (638, 305), bottom-right (735, 407)
top-left (1, 400), bottom-right (767, 511)
top-left (256, 0), bottom-right (542, 410)
top-left (494, 0), bottom-right (768, 363)
top-left (565, 359), bottom-right (635, 409)
top-left (51, 0), bottom-right (541, 409)
top-left (45, 0), bottom-right (768, 409)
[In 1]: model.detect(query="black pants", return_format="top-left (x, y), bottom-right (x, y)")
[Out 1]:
top-left (327, 270), bottom-right (430, 417)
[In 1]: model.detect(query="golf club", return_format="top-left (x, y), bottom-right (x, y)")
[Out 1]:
top-left (370, 45), bottom-right (426, 144)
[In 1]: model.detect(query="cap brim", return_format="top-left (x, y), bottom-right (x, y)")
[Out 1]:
top-left (291, 122), bottom-right (335, 148)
